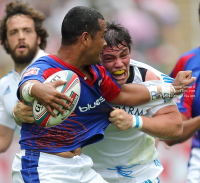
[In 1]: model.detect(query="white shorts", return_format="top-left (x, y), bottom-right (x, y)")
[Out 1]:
top-left (187, 148), bottom-right (200, 183)
top-left (12, 149), bottom-right (108, 183)
top-left (93, 159), bottom-right (163, 183)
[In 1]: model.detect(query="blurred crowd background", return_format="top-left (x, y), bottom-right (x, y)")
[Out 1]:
top-left (0, 0), bottom-right (199, 183)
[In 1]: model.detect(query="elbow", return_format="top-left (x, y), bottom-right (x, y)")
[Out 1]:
top-left (165, 140), bottom-right (177, 147)
top-left (0, 145), bottom-right (9, 153)
top-left (168, 115), bottom-right (183, 139)
top-left (173, 124), bottom-right (183, 139)
top-left (160, 114), bottom-right (183, 140)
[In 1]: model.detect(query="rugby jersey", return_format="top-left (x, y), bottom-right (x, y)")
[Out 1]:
top-left (18, 54), bottom-right (121, 153)
top-left (83, 59), bottom-right (176, 169)
top-left (170, 47), bottom-right (200, 149)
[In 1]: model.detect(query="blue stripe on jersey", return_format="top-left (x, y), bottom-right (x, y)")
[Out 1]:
top-left (21, 150), bottom-right (40, 183)
top-left (154, 159), bottom-right (162, 167)
top-left (161, 74), bottom-right (174, 83)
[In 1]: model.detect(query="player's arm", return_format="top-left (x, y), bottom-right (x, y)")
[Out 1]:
top-left (109, 103), bottom-right (182, 139)
top-left (164, 114), bottom-right (200, 146)
top-left (109, 69), bottom-right (183, 139)
top-left (0, 99), bottom-right (15, 153)
top-left (19, 79), bottom-right (72, 117)
top-left (110, 71), bottom-right (195, 106)
top-left (0, 125), bottom-right (14, 153)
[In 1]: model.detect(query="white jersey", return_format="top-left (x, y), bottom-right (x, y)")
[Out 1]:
top-left (82, 59), bottom-right (176, 182)
top-left (0, 50), bottom-right (48, 129)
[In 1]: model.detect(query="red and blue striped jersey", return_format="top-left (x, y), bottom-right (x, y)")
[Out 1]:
top-left (18, 55), bottom-right (121, 153)
top-left (170, 47), bottom-right (200, 148)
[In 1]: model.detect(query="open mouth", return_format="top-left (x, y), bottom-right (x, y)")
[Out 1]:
top-left (112, 70), bottom-right (127, 80)
top-left (17, 44), bottom-right (27, 51)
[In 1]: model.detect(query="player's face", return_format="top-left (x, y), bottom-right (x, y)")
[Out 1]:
top-left (89, 19), bottom-right (107, 65)
top-left (5, 14), bottom-right (41, 64)
top-left (101, 43), bottom-right (130, 85)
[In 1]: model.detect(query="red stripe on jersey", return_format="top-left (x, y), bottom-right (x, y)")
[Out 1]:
top-left (48, 54), bottom-right (97, 86)
top-left (42, 67), bottom-right (62, 80)
top-left (182, 83), bottom-right (196, 118)
top-left (49, 55), bottom-right (81, 74)
top-left (97, 65), bottom-right (121, 102)
top-left (171, 54), bottom-right (195, 78)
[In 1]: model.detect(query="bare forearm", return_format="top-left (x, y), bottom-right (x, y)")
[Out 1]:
top-left (111, 83), bottom-right (174, 106)
top-left (0, 125), bottom-right (14, 153)
top-left (111, 84), bottom-right (150, 106)
top-left (141, 111), bottom-right (182, 139)
top-left (109, 105), bottom-right (183, 139)
top-left (165, 116), bottom-right (200, 146)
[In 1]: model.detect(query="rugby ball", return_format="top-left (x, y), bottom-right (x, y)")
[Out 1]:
top-left (33, 70), bottom-right (80, 127)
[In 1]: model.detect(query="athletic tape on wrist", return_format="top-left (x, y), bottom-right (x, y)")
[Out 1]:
top-left (161, 86), bottom-right (171, 99)
top-left (132, 115), bottom-right (143, 129)
top-left (146, 85), bottom-right (159, 101)
top-left (28, 82), bottom-right (35, 96)
top-left (22, 82), bottom-right (35, 103)
top-left (171, 85), bottom-right (176, 96)
top-left (161, 85), bottom-right (175, 99)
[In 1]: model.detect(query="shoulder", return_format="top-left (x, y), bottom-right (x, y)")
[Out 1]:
top-left (145, 70), bottom-right (160, 81)
top-left (0, 71), bottom-right (15, 97)
top-left (130, 59), bottom-right (160, 82)
top-left (0, 70), bottom-right (14, 85)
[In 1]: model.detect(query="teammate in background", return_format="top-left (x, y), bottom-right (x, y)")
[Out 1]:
top-left (162, 3), bottom-right (200, 183)
top-left (0, 1), bottom-right (48, 153)
top-left (82, 21), bottom-right (186, 183)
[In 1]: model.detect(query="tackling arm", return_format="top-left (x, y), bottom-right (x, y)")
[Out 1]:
top-left (141, 105), bottom-right (182, 139)
top-left (109, 105), bottom-right (183, 139)
top-left (164, 114), bottom-right (200, 146)
top-left (111, 71), bottom-right (195, 107)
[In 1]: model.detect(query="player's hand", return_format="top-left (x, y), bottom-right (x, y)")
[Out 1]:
top-left (172, 71), bottom-right (196, 95)
top-left (31, 80), bottom-right (73, 117)
top-left (14, 100), bottom-right (34, 123)
top-left (109, 108), bottom-right (132, 130)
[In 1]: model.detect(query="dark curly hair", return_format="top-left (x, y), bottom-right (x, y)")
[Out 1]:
top-left (105, 21), bottom-right (133, 52)
top-left (0, 0), bottom-right (48, 53)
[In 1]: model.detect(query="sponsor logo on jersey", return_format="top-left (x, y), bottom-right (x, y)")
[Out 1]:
top-left (3, 86), bottom-right (11, 95)
top-left (113, 105), bottom-right (144, 115)
top-left (78, 96), bottom-right (105, 112)
top-left (22, 68), bottom-right (40, 78)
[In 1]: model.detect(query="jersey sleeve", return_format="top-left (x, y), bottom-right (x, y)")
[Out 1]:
top-left (97, 65), bottom-right (121, 102)
top-left (176, 83), bottom-right (196, 119)
top-left (170, 53), bottom-right (196, 118)
top-left (170, 54), bottom-right (195, 78)
top-left (17, 60), bottom-right (52, 100)
top-left (148, 100), bottom-right (176, 116)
